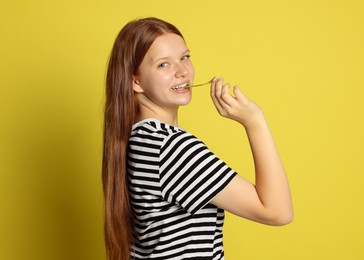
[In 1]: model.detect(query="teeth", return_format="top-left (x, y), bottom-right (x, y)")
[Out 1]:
top-left (172, 83), bottom-right (189, 90)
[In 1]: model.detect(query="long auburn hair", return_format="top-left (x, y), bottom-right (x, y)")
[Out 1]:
top-left (102, 17), bottom-right (184, 260)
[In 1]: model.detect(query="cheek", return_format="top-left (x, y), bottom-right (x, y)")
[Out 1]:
top-left (155, 72), bottom-right (174, 86)
top-left (143, 73), bottom-right (171, 92)
top-left (188, 63), bottom-right (195, 77)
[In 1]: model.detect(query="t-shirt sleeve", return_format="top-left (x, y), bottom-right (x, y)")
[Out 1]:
top-left (159, 131), bottom-right (237, 214)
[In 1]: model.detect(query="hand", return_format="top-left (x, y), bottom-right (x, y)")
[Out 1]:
top-left (210, 77), bottom-right (264, 129)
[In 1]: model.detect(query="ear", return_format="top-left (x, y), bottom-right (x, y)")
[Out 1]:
top-left (132, 76), bottom-right (144, 93)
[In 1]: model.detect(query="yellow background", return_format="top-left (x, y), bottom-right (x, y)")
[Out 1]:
top-left (1, 0), bottom-right (363, 259)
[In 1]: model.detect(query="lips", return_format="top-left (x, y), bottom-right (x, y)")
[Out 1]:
top-left (171, 82), bottom-right (189, 91)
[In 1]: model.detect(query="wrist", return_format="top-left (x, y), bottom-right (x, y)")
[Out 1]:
top-left (239, 110), bottom-right (267, 131)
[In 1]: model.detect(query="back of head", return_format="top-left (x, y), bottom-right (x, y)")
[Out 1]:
top-left (103, 17), bottom-right (184, 260)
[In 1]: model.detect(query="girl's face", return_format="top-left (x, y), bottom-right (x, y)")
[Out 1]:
top-left (133, 33), bottom-right (195, 111)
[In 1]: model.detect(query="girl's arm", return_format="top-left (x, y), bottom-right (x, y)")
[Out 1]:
top-left (209, 77), bottom-right (293, 225)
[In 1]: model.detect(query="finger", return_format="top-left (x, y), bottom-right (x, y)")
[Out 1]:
top-left (210, 77), bottom-right (224, 112)
top-left (220, 83), bottom-right (237, 107)
top-left (210, 77), bottom-right (218, 103)
top-left (214, 77), bottom-right (224, 98)
top-left (212, 77), bottom-right (226, 109)
top-left (210, 77), bottom-right (217, 98)
top-left (233, 85), bottom-right (249, 103)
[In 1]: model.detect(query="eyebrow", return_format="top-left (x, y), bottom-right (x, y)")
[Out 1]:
top-left (151, 49), bottom-right (190, 64)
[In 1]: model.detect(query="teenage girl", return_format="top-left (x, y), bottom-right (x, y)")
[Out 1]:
top-left (102, 17), bottom-right (293, 260)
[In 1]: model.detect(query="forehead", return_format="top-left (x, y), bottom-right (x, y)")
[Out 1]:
top-left (145, 33), bottom-right (188, 62)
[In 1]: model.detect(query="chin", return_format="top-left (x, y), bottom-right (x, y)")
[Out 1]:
top-left (178, 97), bottom-right (192, 106)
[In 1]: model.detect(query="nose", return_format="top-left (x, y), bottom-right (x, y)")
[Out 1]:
top-left (175, 63), bottom-right (188, 77)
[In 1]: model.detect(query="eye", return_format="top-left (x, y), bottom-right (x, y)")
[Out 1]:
top-left (158, 62), bottom-right (169, 68)
top-left (181, 54), bottom-right (191, 61)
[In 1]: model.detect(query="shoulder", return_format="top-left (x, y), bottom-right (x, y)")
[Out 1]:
top-left (130, 119), bottom-right (195, 145)
top-left (131, 118), bottom-right (181, 136)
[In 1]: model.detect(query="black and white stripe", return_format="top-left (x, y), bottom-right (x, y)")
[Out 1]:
top-left (128, 119), bottom-right (236, 259)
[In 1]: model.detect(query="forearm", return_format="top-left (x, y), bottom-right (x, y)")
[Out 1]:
top-left (245, 116), bottom-right (293, 224)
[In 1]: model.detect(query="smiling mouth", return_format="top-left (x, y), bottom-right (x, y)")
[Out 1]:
top-left (171, 83), bottom-right (189, 90)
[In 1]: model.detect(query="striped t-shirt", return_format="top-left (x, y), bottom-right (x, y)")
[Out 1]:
top-left (128, 118), bottom-right (237, 259)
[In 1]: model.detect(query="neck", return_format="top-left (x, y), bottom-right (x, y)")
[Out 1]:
top-left (135, 109), bottom-right (179, 126)
top-left (135, 100), bottom-right (179, 127)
